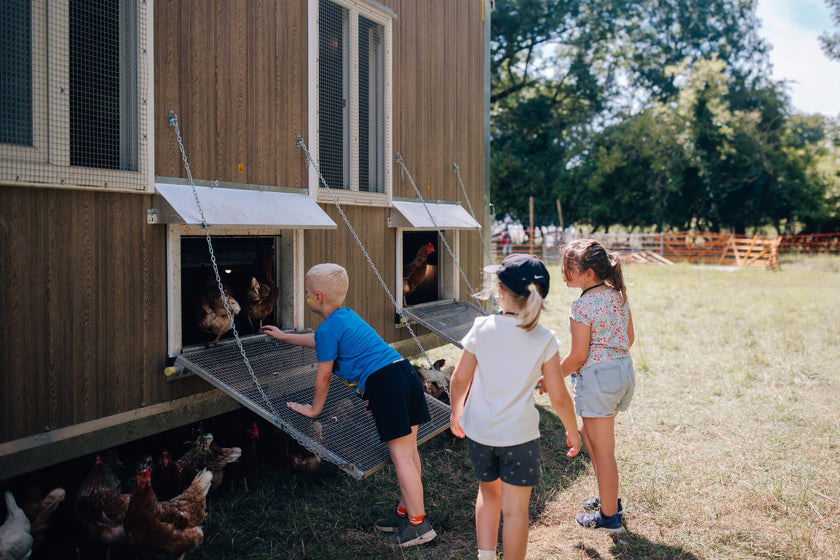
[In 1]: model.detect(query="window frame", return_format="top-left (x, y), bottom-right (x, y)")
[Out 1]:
top-left (307, 0), bottom-right (394, 206)
top-left (0, 0), bottom-right (152, 193)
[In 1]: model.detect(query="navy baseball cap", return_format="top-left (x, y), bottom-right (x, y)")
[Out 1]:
top-left (484, 253), bottom-right (550, 298)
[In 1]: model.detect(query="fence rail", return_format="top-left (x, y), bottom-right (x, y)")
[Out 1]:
top-left (491, 231), bottom-right (840, 268)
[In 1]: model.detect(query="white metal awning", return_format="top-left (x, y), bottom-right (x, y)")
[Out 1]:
top-left (153, 183), bottom-right (336, 229)
top-left (389, 200), bottom-right (481, 230)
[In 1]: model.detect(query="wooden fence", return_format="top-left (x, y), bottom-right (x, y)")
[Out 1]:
top-left (492, 230), bottom-right (840, 269)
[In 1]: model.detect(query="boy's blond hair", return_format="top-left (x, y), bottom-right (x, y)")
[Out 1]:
top-left (306, 263), bottom-right (349, 305)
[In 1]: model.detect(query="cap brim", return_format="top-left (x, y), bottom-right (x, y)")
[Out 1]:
top-left (483, 264), bottom-right (503, 274)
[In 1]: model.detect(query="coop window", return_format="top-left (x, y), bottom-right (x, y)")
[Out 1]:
top-left (402, 232), bottom-right (440, 306)
top-left (180, 237), bottom-right (280, 348)
top-left (154, 181), bottom-right (337, 356)
top-left (312, 0), bottom-right (392, 201)
top-left (0, 0), bottom-right (149, 191)
top-left (390, 199), bottom-right (483, 307)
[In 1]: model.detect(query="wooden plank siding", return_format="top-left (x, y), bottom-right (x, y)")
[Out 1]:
top-left (155, 0), bottom-right (487, 344)
top-left (154, 0), bottom-right (309, 187)
top-left (1, 0), bottom-right (486, 457)
top-left (0, 186), bottom-right (211, 443)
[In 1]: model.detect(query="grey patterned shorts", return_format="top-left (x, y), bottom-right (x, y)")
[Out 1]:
top-left (465, 437), bottom-right (541, 487)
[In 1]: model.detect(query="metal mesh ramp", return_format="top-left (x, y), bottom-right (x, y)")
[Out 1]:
top-left (402, 300), bottom-right (487, 347)
top-left (174, 335), bottom-right (451, 480)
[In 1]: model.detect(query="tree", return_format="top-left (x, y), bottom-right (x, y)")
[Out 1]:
top-left (489, 0), bottom-right (770, 225)
top-left (820, 0), bottom-right (840, 61)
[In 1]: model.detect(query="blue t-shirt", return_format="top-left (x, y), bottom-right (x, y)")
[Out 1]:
top-left (314, 307), bottom-right (402, 395)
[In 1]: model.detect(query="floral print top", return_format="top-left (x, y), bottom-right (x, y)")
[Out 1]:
top-left (570, 286), bottom-right (631, 369)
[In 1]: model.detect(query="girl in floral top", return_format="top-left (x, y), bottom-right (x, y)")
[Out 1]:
top-left (561, 239), bottom-right (635, 534)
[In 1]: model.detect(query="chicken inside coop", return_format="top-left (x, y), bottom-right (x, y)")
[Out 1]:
top-left (180, 236), bottom-right (281, 347)
top-left (402, 233), bottom-right (439, 306)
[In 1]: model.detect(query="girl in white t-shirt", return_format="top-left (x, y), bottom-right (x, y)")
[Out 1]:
top-left (449, 254), bottom-right (581, 560)
top-left (560, 239), bottom-right (635, 534)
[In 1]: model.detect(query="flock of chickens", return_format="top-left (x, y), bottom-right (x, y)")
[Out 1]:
top-left (0, 410), bottom-right (323, 560)
top-left (197, 247), bottom-right (279, 345)
top-left (197, 240), bottom-right (437, 344)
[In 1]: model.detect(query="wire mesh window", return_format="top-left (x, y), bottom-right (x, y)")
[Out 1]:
top-left (0, 0), bottom-right (148, 191)
top-left (317, 0), bottom-right (388, 194)
top-left (0, 0), bottom-right (32, 146)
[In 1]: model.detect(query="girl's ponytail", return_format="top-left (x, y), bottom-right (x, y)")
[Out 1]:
top-left (517, 282), bottom-right (545, 332)
top-left (607, 250), bottom-right (628, 304)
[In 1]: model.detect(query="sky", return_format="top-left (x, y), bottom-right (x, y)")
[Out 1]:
top-left (755, 0), bottom-right (840, 116)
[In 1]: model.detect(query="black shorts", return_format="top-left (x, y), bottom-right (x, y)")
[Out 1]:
top-left (465, 437), bottom-right (542, 487)
top-left (362, 359), bottom-right (431, 442)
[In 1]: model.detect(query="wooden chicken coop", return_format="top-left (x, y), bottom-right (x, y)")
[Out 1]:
top-left (0, 0), bottom-right (491, 481)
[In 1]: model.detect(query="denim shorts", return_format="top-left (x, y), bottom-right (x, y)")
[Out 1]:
top-left (465, 437), bottom-right (541, 487)
top-left (572, 357), bottom-right (635, 417)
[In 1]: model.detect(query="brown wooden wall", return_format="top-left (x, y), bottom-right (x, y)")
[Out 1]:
top-left (0, 0), bottom-right (485, 447)
top-left (0, 186), bottom-right (210, 443)
top-left (155, 0), bottom-right (488, 343)
top-left (154, 0), bottom-right (310, 186)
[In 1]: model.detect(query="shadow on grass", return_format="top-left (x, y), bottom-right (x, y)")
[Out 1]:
top-left (570, 531), bottom-right (703, 560)
top-left (531, 404), bottom-right (591, 520)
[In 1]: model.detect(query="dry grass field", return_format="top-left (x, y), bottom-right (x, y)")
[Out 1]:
top-left (191, 255), bottom-right (840, 560)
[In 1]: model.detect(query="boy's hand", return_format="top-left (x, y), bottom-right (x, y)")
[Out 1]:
top-left (261, 325), bottom-right (284, 341)
top-left (536, 375), bottom-right (546, 394)
top-left (566, 431), bottom-right (582, 458)
top-left (287, 401), bottom-right (318, 418)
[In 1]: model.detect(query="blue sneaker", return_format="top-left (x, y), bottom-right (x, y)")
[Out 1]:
top-left (576, 510), bottom-right (625, 534)
top-left (579, 497), bottom-right (623, 517)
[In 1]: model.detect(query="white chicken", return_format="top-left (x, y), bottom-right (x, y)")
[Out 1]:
top-left (414, 358), bottom-right (453, 404)
top-left (0, 491), bottom-right (33, 560)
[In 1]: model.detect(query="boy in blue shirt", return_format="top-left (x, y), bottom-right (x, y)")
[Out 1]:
top-left (261, 263), bottom-right (435, 548)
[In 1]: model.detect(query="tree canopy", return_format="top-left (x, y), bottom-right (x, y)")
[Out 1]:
top-left (820, 0), bottom-right (840, 60)
top-left (490, 0), bottom-right (839, 234)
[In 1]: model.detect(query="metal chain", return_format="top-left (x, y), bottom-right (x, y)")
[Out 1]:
top-left (453, 163), bottom-right (495, 265)
top-left (295, 136), bottom-right (432, 369)
top-left (168, 110), bottom-right (280, 419)
top-left (395, 154), bottom-right (476, 296)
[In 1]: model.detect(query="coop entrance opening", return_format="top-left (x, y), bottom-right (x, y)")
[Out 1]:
top-left (173, 336), bottom-right (451, 479)
top-left (181, 236), bottom-right (279, 347)
top-left (402, 231), bottom-right (440, 306)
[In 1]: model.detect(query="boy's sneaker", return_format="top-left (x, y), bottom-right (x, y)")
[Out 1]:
top-left (579, 497), bottom-right (623, 517)
top-left (383, 518), bottom-right (437, 547)
top-left (575, 510), bottom-right (625, 534)
top-left (374, 513), bottom-right (405, 533)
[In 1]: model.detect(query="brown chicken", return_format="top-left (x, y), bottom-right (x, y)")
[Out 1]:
top-left (151, 451), bottom-right (189, 502)
top-left (245, 245), bottom-right (279, 331)
top-left (403, 242), bottom-right (435, 300)
top-left (124, 468), bottom-right (211, 560)
top-left (21, 487), bottom-right (65, 551)
top-left (0, 491), bottom-right (32, 560)
top-left (196, 281), bottom-right (241, 344)
top-left (173, 433), bottom-right (242, 492)
top-left (245, 277), bottom-right (279, 331)
top-left (74, 456), bottom-right (131, 553)
top-left (208, 437), bottom-right (243, 489)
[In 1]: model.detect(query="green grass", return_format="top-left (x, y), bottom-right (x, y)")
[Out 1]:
top-left (193, 255), bottom-right (840, 559)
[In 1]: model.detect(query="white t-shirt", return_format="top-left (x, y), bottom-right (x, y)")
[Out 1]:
top-left (460, 314), bottom-right (560, 447)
